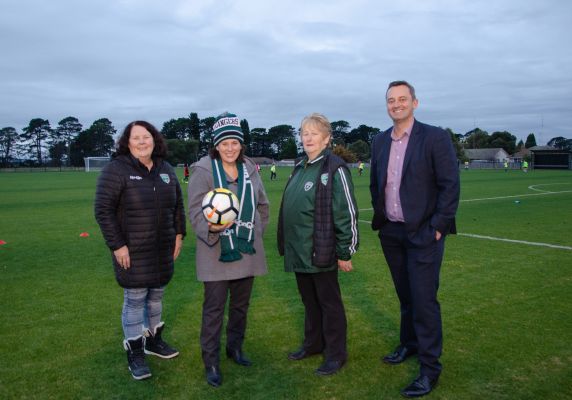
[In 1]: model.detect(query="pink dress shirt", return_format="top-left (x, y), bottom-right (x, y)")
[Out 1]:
top-left (385, 123), bottom-right (413, 222)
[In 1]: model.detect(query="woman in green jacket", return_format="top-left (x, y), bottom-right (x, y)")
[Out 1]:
top-left (277, 113), bottom-right (359, 376)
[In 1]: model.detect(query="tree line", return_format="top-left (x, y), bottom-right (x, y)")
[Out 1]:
top-left (1, 113), bottom-right (570, 168)
top-left (454, 128), bottom-right (572, 160)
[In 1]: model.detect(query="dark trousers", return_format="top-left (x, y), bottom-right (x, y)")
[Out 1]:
top-left (379, 221), bottom-right (445, 379)
top-left (295, 270), bottom-right (347, 362)
top-left (200, 277), bottom-right (254, 367)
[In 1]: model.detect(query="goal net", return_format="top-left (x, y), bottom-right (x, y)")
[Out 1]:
top-left (84, 156), bottom-right (111, 172)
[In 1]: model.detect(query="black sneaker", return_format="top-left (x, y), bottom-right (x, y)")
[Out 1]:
top-left (144, 323), bottom-right (179, 359)
top-left (124, 337), bottom-right (152, 380)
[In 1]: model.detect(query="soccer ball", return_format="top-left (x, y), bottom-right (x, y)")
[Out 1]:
top-left (201, 188), bottom-right (240, 225)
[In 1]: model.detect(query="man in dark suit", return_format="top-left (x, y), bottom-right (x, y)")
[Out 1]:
top-left (370, 81), bottom-right (460, 398)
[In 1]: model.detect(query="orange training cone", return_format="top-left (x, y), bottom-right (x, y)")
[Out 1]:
top-left (0, 240), bottom-right (6, 245)
top-left (79, 232), bottom-right (90, 237)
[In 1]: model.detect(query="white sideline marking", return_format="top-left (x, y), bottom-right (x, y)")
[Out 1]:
top-left (457, 233), bottom-right (572, 250)
top-left (528, 183), bottom-right (572, 193)
top-left (358, 186), bottom-right (572, 208)
top-left (357, 184), bottom-right (572, 250)
top-left (356, 219), bottom-right (572, 250)
top-left (460, 190), bottom-right (572, 202)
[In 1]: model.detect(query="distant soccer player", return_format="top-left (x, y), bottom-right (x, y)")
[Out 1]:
top-left (183, 163), bottom-right (190, 183)
top-left (270, 162), bottom-right (277, 180)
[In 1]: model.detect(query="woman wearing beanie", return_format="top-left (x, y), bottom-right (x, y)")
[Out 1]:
top-left (188, 112), bottom-right (269, 387)
top-left (277, 113), bottom-right (359, 376)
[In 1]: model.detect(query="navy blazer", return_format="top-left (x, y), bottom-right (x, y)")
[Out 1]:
top-left (369, 120), bottom-right (460, 244)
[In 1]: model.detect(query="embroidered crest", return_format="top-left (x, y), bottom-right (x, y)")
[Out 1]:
top-left (304, 181), bottom-right (313, 191)
top-left (320, 173), bottom-right (329, 186)
top-left (160, 174), bottom-right (170, 184)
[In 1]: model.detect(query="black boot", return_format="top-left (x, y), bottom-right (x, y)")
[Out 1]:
top-left (205, 365), bottom-right (223, 387)
top-left (124, 337), bottom-right (152, 380)
top-left (226, 347), bottom-right (252, 366)
top-left (144, 322), bottom-right (179, 359)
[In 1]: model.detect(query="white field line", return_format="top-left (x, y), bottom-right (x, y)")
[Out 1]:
top-left (359, 189), bottom-right (572, 209)
top-left (357, 219), bottom-right (572, 251)
top-left (357, 183), bottom-right (572, 250)
top-left (456, 233), bottom-right (572, 250)
top-left (460, 190), bottom-right (572, 202)
top-left (528, 183), bottom-right (572, 193)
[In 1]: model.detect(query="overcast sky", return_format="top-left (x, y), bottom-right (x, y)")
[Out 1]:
top-left (1, 0), bottom-right (571, 144)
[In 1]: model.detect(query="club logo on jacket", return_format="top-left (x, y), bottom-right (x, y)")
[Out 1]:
top-left (320, 173), bottom-right (329, 186)
top-left (160, 174), bottom-right (170, 184)
top-left (304, 181), bottom-right (313, 191)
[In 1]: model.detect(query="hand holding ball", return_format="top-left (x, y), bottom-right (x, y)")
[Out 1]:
top-left (202, 188), bottom-right (240, 225)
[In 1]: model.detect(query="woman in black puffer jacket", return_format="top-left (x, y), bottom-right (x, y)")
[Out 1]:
top-left (94, 121), bottom-right (186, 381)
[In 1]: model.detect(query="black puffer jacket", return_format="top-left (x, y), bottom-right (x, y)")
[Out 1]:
top-left (94, 154), bottom-right (186, 288)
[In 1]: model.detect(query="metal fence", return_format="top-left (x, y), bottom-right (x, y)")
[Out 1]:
top-left (463, 160), bottom-right (524, 170)
top-left (0, 166), bottom-right (85, 173)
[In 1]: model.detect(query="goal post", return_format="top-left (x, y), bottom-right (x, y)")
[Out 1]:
top-left (84, 156), bottom-right (111, 172)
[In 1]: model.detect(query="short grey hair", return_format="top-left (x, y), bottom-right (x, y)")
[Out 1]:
top-left (300, 113), bottom-right (332, 137)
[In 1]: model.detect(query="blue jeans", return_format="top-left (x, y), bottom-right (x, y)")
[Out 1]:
top-left (122, 287), bottom-right (165, 340)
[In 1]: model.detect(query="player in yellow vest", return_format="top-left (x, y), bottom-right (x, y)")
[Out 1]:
top-left (270, 163), bottom-right (277, 180)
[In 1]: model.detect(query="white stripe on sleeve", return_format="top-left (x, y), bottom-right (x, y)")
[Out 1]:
top-left (338, 167), bottom-right (358, 255)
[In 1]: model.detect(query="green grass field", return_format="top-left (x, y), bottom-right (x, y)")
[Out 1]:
top-left (1, 167), bottom-right (571, 399)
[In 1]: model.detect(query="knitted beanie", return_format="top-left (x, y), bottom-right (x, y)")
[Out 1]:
top-left (212, 112), bottom-right (243, 146)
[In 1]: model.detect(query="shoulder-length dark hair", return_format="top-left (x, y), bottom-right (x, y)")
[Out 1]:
top-left (208, 143), bottom-right (246, 163)
top-left (116, 120), bottom-right (168, 158)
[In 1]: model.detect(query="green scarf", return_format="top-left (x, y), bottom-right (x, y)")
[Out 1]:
top-left (212, 158), bottom-right (256, 262)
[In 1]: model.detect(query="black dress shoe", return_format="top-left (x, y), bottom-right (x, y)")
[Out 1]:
top-left (205, 365), bottom-right (222, 387)
top-left (226, 348), bottom-right (252, 366)
top-left (382, 346), bottom-right (417, 365)
top-left (401, 375), bottom-right (438, 398)
top-left (315, 359), bottom-right (346, 376)
top-left (287, 348), bottom-right (321, 361)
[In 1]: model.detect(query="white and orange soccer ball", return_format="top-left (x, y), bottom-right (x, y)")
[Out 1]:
top-left (201, 188), bottom-right (240, 225)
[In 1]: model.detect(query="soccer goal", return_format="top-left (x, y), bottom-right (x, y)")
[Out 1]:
top-left (84, 156), bottom-right (111, 172)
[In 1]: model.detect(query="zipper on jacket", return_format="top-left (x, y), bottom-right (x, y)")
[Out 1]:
top-left (153, 182), bottom-right (161, 286)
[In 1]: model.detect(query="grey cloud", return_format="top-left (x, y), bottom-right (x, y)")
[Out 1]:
top-left (1, 0), bottom-right (571, 143)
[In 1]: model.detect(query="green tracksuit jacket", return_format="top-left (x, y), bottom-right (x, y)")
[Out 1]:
top-left (281, 152), bottom-right (359, 273)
